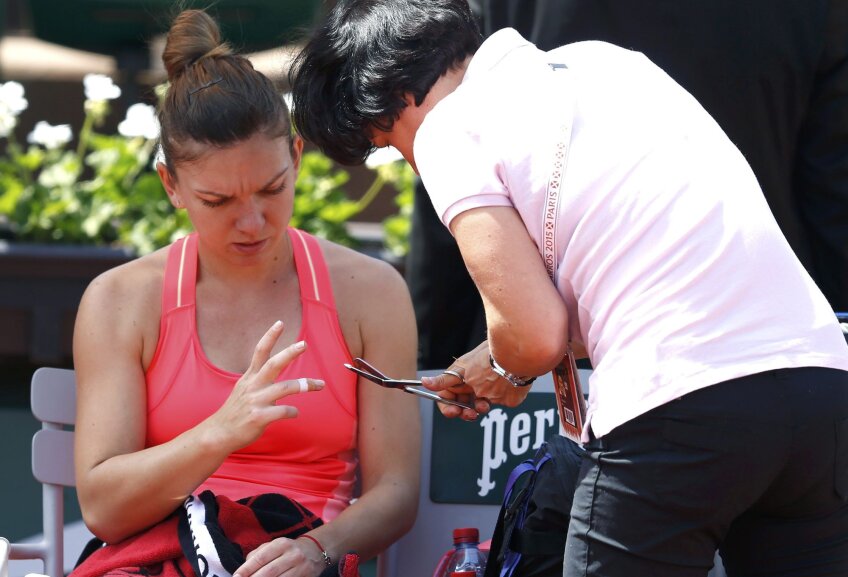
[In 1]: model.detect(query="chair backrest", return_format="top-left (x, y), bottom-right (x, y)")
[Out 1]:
top-left (7, 367), bottom-right (77, 577)
top-left (376, 370), bottom-right (579, 577)
top-left (0, 536), bottom-right (11, 577)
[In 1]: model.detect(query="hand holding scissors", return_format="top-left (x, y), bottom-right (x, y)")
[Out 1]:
top-left (420, 341), bottom-right (525, 419)
top-left (344, 358), bottom-right (476, 411)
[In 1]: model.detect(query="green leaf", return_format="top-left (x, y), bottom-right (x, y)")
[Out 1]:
top-left (0, 176), bottom-right (24, 214)
top-left (319, 200), bottom-right (361, 223)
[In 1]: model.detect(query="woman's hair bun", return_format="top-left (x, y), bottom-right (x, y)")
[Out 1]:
top-left (161, 9), bottom-right (233, 81)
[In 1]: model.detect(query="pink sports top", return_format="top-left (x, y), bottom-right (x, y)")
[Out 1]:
top-left (145, 229), bottom-right (358, 521)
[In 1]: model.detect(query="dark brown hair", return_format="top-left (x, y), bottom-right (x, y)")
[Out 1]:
top-left (289, 0), bottom-right (481, 165)
top-left (158, 9), bottom-right (291, 175)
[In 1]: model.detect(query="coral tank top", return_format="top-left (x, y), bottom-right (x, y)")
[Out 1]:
top-left (145, 229), bottom-right (357, 521)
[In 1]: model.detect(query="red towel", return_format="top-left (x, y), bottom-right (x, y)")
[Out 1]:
top-left (70, 491), bottom-right (359, 577)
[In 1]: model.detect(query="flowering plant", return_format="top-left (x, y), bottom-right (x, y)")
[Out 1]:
top-left (0, 75), bottom-right (413, 256)
top-left (0, 74), bottom-right (191, 254)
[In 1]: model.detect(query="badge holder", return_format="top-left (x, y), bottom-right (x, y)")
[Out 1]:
top-left (551, 346), bottom-right (586, 444)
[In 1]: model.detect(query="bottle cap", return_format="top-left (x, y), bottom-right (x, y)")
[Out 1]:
top-left (452, 527), bottom-right (480, 544)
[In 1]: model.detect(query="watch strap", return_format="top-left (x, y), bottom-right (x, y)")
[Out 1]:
top-left (489, 354), bottom-right (537, 387)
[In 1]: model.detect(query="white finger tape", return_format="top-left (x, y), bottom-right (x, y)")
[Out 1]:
top-left (298, 378), bottom-right (309, 393)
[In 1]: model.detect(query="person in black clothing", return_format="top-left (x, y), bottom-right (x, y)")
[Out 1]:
top-left (407, 177), bottom-right (487, 369)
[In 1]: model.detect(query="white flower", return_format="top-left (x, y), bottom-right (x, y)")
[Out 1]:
top-left (0, 81), bottom-right (28, 137)
top-left (365, 145), bottom-right (404, 169)
top-left (28, 121), bottom-right (73, 150)
top-left (38, 158), bottom-right (78, 188)
top-left (118, 103), bottom-right (159, 139)
top-left (0, 111), bottom-right (16, 138)
top-left (0, 81), bottom-right (28, 115)
top-left (84, 73), bottom-right (121, 101)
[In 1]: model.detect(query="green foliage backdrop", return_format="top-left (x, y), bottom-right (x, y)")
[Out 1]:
top-left (0, 78), bottom-right (413, 257)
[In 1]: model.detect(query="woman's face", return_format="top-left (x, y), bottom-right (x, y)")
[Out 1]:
top-left (159, 132), bottom-right (303, 266)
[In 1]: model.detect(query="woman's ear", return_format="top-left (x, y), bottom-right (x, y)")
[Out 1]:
top-left (156, 163), bottom-right (184, 209)
top-left (291, 135), bottom-right (304, 172)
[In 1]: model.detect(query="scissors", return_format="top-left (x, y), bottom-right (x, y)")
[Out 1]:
top-left (344, 357), bottom-right (476, 411)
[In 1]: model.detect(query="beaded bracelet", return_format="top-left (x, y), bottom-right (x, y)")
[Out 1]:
top-left (298, 534), bottom-right (332, 567)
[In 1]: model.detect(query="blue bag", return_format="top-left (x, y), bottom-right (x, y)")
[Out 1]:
top-left (484, 435), bottom-right (584, 577)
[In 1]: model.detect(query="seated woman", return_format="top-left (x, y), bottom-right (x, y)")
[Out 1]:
top-left (71, 9), bottom-right (420, 577)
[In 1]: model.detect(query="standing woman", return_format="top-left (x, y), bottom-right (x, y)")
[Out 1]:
top-left (72, 9), bottom-right (419, 577)
top-left (288, 1), bottom-right (848, 575)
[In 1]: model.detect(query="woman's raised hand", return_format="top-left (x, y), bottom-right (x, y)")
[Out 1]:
top-left (204, 321), bottom-right (324, 453)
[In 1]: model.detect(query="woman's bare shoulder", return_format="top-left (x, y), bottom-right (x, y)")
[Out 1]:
top-left (75, 247), bottom-right (170, 363)
top-left (316, 238), bottom-right (413, 354)
top-left (83, 248), bottom-right (168, 309)
top-left (318, 238), bottom-right (408, 302)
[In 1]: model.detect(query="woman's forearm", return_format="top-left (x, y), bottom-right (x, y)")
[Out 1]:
top-left (305, 473), bottom-right (419, 562)
top-left (77, 423), bottom-right (229, 543)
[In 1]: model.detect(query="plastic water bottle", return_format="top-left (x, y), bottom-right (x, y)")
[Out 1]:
top-left (445, 527), bottom-right (487, 577)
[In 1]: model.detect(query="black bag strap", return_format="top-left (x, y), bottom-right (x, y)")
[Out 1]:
top-left (483, 486), bottom-right (511, 577)
top-left (484, 467), bottom-right (536, 577)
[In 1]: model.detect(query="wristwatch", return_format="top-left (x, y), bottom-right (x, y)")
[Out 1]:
top-left (489, 354), bottom-right (537, 387)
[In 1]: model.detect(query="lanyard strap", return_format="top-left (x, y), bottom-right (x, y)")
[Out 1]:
top-left (542, 63), bottom-right (574, 284)
top-left (542, 64), bottom-right (587, 445)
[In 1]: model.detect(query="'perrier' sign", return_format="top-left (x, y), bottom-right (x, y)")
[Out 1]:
top-left (429, 392), bottom-right (562, 504)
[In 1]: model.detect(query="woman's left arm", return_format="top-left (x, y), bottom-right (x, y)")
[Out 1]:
top-left (308, 254), bottom-right (421, 561)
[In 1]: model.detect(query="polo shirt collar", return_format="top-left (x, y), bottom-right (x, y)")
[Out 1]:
top-left (464, 28), bottom-right (533, 84)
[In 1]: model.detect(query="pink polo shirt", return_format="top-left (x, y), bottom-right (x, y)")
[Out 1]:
top-left (416, 29), bottom-right (848, 441)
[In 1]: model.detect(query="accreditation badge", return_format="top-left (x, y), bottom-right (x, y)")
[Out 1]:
top-left (552, 346), bottom-right (586, 444)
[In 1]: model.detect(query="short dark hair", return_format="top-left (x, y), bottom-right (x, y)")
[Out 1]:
top-left (289, 0), bottom-right (482, 166)
top-left (158, 9), bottom-right (292, 175)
